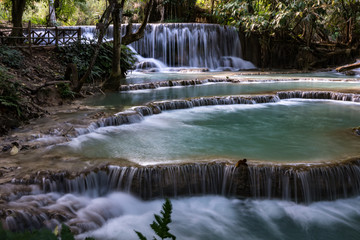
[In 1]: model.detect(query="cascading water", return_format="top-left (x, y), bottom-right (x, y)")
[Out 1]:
top-left (4, 159), bottom-right (360, 236)
top-left (79, 23), bottom-right (256, 71)
top-left (130, 23), bottom-right (254, 70)
top-left (37, 160), bottom-right (360, 203)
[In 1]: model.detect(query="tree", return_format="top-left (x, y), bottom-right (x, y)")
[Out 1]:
top-left (48, 0), bottom-right (57, 26)
top-left (10, 0), bottom-right (27, 39)
top-left (102, 0), bottom-right (154, 91)
top-left (103, 0), bottom-right (126, 90)
top-left (72, 1), bottom-right (115, 93)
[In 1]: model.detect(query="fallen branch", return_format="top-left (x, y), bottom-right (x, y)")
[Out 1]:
top-left (24, 81), bottom-right (71, 94)
top-left (336, 62), bottom-right (360, 72)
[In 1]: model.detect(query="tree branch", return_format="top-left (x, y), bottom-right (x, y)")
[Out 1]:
top-left (72, 2), bottom-right (115, 93)
top-left (122, 0), bottom-right (154, 45)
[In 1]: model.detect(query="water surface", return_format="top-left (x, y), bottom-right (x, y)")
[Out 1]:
top-left (56, 100), bottom-right (360, 165)
top-left (86, 81), bottom-right (360, 108)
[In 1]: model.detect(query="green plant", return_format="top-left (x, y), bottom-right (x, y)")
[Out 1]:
top-left (135, 199), bottom-right (176, 240)
top-left (0, 223), bottom-right (77, 240)
top-left (56, 82), bottom-right (75, 99)
top-left (0, 66), bottom-right (21, 116)
top-left (57, 40), bottom-right (136, 83)
top-left (0, 46), bottom-right (24, 69)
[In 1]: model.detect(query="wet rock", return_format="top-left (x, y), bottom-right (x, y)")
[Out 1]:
top-left (344, 70), bottom-right (356, 76)
top-left (353, 127), bottom-right (360, 136)
top-left (20, 145), bottom-right (30, 151)
top-left (2, 145), bottom-right (11, 152)
top-left (236, 159), bottom-right (248, 167)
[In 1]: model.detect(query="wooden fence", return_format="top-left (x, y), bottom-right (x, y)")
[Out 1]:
top-left (0, 21), bottom-right (81, 48)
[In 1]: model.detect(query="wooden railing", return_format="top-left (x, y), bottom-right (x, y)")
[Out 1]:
top-left (0, 21), bottom-right (81, 47)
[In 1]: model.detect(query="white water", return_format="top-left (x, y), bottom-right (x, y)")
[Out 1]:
top-left (10, 191), bottom-right (356, 240)
top-left (80, 23), bottom-right (256, 71)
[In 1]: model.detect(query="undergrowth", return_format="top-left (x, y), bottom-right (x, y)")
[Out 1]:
top-left (56, 82), bottom-right (75, 99)
top-left (0, 46), bottom-right (24, 69)
top-left (0, 224), bottom-right (94, 240)
top-left (0, 66), bottom-right (21, 116)
top-left (57, 40), bottom-right (136, 83)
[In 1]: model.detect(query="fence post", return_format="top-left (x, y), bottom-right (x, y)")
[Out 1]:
top-left (28, 20), bottom-right (32, 56)
top-left (78, 27), bottom-right (81, 43)
top-left (55, 26), bottom-right (59, 46)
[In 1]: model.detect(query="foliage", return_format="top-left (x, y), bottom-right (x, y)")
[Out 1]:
top-left (214, 0), bottom-right (360, 45)
top-left (1, 0), bottom-right (106, 26)
top-left (0, 223), bottom-right (77, 240)
top-left (55, 0), bottom-right (86, 25)
top-left (73, 0), bottom-right (107, 25)
top-left (22, 2), bottom-right (48, 26)
top-left (57, 40), bottom-right (136, 83)
top-left (0, 1), bottom-right (11, 21)
top-left (0, 46), bottom-right (24, 69)
top-left (160, 0), bottom-right (198, 22)
top-left (0, 66), bottom-right (21, 116)
top-left (56, 82), bottom-right (75, 99)
top-left (135, 199), bottom-right (176, 240)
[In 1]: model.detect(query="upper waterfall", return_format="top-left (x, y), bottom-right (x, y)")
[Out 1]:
top-left (80, 23), bottom-right (256, 71)
top-left (130, 23), bottom-right (254, 70)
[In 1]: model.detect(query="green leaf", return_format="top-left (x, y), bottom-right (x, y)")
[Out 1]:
top-left (60, 224), bottom-right (75, 240)
top-left (135, 231), bottom-right (148, 240)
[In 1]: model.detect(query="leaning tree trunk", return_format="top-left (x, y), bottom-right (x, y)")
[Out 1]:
top-left (72, 3), bottom-right (115, 93)
top-left (10, 0), bottom-right (26, 41)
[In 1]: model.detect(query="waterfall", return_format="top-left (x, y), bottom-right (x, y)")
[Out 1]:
top-left (40, 163), bottom-right (247, 199)
top-left (119, 78), bottom-right (233, 91)
top-left (25, 159), bottom-right (360, 202)
top-left (4, 160), bottom-right (360, 232)
top-left (75, 94), bottom-right (280, 135)
top-left (278, 91), bottom-right (360, 102)
top-left (78, 23), bottom-right (256, 71)
top-left (130, 23), bottom-right (253, 70)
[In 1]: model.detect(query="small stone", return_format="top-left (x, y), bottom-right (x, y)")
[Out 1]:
top-left (20, 145), bottom-right (30, 150)
top-left (10, 146), bottom-right (19, 156)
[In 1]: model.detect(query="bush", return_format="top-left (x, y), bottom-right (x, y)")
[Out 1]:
top-left (57, 40), bottom-right (136, 83)
top-left (0, 224), bottom-right (85, 240)
top-left (56, 82), bottom-right (75, 99)
top-left (0, 46), bottom-right (24, 69)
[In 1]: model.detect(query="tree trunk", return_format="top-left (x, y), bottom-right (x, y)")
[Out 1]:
top-left (54, 0), bottom-right (60, 19)
top-left (103, 0), bottom-right (125, 91)
top-left (48, 0), bottom-right (57, 26)
top-left (103, 0), bottom-right (153, 91)
top-left (10, 0), bottom-right (27, 40)
top-left (211, 0), bottom-right (215, 15)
